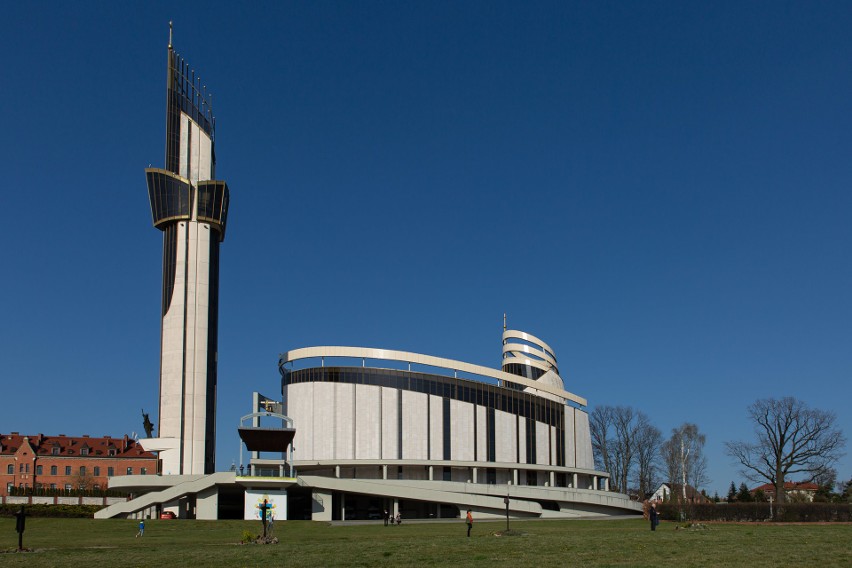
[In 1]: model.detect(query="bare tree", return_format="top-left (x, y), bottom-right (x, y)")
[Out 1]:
top-left (590, 406), bottom-right (614, 481)
top-left (634, 420), bottom-right (662, 498)
top-left (590, 405), bottom-right (658, 496)
top-left (725, 397), bottom-right (846, 505)
top-left (610, 406), bottom-right (639, 494)
top-left (70, 469), bottom-right (96, 492)
top-left (689, 451), bottom-right (708, 493)
top-left (661, 423), bottom-right (708, 502)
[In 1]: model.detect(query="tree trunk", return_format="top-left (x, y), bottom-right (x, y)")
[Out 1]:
top-left (775, 463), bottom-right (785, 506)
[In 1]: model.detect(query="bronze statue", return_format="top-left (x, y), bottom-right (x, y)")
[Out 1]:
top-left (142, 410), bottom-right (155, 438)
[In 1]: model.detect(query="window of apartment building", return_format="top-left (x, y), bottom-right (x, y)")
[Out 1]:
top-left (65, 466), bottom-right (71, 475)
top-left (94, 484), bottom-right (100, 490)
top-left (81, 448), bottom-right (89, 456)
top-left (79, 466), bottom-right (86, 475)
top-left (141, 468), bottom-right (147, 475)
top-left (64, 484), bottom-right (72, 491)
top-left (36, 465), bottom-right (43, 475)
top-left (51, 465), bottom-right (57, 475)
top-left (5, 483), bottom-right (12, 493)
top-left (126, 467), bottom-right (133, 475)
top-left (52, 447), bottom-right (60, 455)
top-left (108, 449), bottom-right (116, 456)
top-left (50, 483), bottom-right (56, 489)
top-left (5, 465), bottom-right (11, 474)
top-left (93, 466), bottom-right (100, 476)
top-left (107, 467), bottom-right (114, 477)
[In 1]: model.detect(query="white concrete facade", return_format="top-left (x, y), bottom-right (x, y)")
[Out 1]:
top-left (156, 114), bottom-right (217, 476)
top-left (287, 381), bottom-right (595, 473)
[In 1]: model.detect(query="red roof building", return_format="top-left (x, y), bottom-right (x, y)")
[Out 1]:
top-left (750, 481), bottom-right (819, 502)
top-left (0, 432), bottom-right (157, 496)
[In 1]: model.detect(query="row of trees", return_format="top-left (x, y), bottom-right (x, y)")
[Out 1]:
top-left (590, 397), bottom-right (846, 506)
top-left (589, 406), bottom-right (708, 498)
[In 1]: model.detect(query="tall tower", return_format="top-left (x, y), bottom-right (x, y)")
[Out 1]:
top-left (145, 27), bottom-right (230, 475)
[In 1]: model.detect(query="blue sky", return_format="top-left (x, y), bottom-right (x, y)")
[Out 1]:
top-left (1, 2), bottom-right (850, 496)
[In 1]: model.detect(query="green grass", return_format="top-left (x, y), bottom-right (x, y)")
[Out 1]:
top-left (0, 517), bottom-right (850, 567)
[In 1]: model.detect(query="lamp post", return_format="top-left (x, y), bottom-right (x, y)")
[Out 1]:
top-left (504, 483), bottom-right (510, 532)
top-left (14, 506), bottom-right (25, 551)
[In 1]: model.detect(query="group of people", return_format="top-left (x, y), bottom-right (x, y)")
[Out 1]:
top-left (382, 509), bottom-right (402, 526)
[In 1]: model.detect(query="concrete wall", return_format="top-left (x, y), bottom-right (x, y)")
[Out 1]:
top-left (286, 381), bottom-right (597, 471)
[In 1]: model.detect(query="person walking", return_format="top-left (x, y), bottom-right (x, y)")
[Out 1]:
top-left (136, 520), bottom-right (145, 538)
top-left (383, 508), bottom-right (389, 526)
top-left (649, 503), bottom-right (659, 531)
top-left (466, 510), bottom-right (473, 537)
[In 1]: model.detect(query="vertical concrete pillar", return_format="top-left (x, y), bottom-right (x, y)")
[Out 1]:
top-left (472, 467), bottom-right (478, 483)
top-left (196, 485), bottom-right (219, 520)
top-left (550, 471), bottom-right (555, 487)
top-left (428, 465), bottom-right (434, 481)
top-left (604, 478), bottom-right (609, 491)
top-left (335, 465), bottom-right (340, 478)
top-left (573, 473), bottom-right (578, 488)
top-left (382, 465), bottom-right (387, 480)
top-left (593, 475), bottom-right (599, 490)
top-left (312, 490), bottom-right (332, 521)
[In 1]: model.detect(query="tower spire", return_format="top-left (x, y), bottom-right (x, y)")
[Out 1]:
top-left (168, 21), bottom-right (173, 49)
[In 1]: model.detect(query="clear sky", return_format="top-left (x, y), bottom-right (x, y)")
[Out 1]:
top-left (1, 2), bottom-right (850, 497)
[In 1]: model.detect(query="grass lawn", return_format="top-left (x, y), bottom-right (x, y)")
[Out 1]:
top-left (0, 517), bottom-right (850, 567)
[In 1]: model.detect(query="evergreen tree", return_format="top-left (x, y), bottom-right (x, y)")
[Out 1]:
top-left (841, 478), bottom-right (852, 502)
top-left (737, 482), bottom-right (753, 502)
top-left (727, 481), bottom-right (737, 503)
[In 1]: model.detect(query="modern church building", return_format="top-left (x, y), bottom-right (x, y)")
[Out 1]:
top-left (96, 33), bottom-right (640, 521)
top-left (273, 329), bottom-right (636, 521)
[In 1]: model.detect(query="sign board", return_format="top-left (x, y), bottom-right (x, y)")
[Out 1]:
top-left (244, 489), bottom-right (287, 521)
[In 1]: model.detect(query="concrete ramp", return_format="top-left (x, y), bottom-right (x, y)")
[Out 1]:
top-left (95, 472), bottom-right (235, 519)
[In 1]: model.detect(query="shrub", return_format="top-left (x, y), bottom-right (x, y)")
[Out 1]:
top-left (655, 502), bottom-right (852, 522)
top-left (0, 504), bottom-right (102, 518)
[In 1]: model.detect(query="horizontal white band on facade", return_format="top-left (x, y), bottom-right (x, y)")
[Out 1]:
top-left (282, 458), bottom-right (606, 477)
top-left (502, 330), bottom-right (557, 361)
top-left (502, 342), bottom-right (557, 367)
top-left (279, 346), bottom-right (587, 407)
top-left (501, 349), bottom-right (556, 373)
